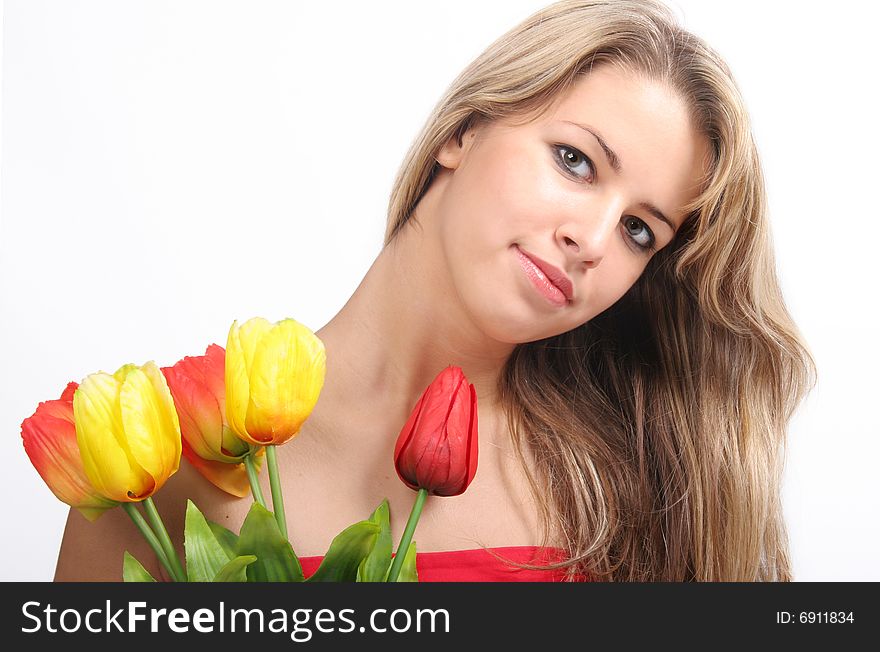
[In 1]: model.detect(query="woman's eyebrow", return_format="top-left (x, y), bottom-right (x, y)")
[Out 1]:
top-left (638, 201), bottom-right (676, 233)
top-left (562, 120), bottom-right (622, 174)
top-left (562, 120), bottom-right (676, 233)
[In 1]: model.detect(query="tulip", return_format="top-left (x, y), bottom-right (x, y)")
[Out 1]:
top-left (225, 317), bottom-right (326, 537)
top-left (393, 365), bottom-right (479, 496)
top-left (162, 343), bottom-right (261, 497)
top-left (225, 317), bottom-right (326, 446)
top-left (387, 366), bottom-right (479, 582)
top-left (73, 361), bottom-right (182, 502)
top-left (73, 360), bottom-right (186, 581)
top-left (21, 382), bottom-right (118, 521)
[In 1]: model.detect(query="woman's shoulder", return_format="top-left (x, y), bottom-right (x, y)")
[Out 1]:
top-left (54, 459), bottom-right (241, 581)
top-left (53, 500), bottom-right (163, 581)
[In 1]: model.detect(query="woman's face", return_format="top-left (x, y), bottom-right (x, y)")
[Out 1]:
top-left (430, 64), bottom-right (710, 344)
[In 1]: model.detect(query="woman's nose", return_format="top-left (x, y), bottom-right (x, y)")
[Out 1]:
top-left (556, 200), bottom-right (622, 268)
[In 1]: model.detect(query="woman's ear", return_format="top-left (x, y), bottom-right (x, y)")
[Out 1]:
top-left (436, 128), bottom-right (477, 170)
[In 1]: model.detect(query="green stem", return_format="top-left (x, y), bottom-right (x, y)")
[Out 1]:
top-left (244, 451), bottom-right (267, 508)
top-left (266, 446), bottom-right (287, 539)
top-left (143, 497), bottom-right (187, 582)
top-left (122, 502), bottom-right (177, 582)
top-left (387, 488), bottom-right (428, 583)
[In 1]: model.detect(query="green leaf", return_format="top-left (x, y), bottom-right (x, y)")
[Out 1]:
top-left (358, 499), bottom-right (393, 582)
top-left (213, 555), bottom-right (257, 582)
top-left (237, 502), bottom-right (304, 582)
top-left (208, 521), bottom-right (240, 560)
top-left (394, 541), bottom-right (419, 582)
top-left (184, 499), bottom-right (232, 582)
top-left (307, 520), bottom-right (380, 582)
top-left (122, 551), bottom-right (156, 582)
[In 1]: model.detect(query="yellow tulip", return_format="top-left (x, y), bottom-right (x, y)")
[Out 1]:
top-left (225, 317), bottom-right (326, 446)
top-left (73, 361), bottom-right (182, 502)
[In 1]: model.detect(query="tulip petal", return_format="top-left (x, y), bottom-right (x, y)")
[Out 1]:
top-left (37, 387), bottom-right (77, 422)
top-left (181, 440), bottom-right (254, 498)
top-left (145, 360), bottom-right (184, 457)
top-left (443, 381), bottom-right (472, 491)
top-left (225, 321), bottom-right (252, 443)
top-left (393, 394), bottom-right (426, 491)
top-left (59, 381), bottom-right (78, 404)
top-left (202, 344), bottom-right (228, 414)
top-left (77, 505), bottom-right (117, 522)
top-left (198, 345), bottom-right (248, 456)
top-left (245, 319), bottom-right (326, 445)
top-left (22, 404), bottom-right (117, 520)
top-left (164, 342), bottom-right (251, 498)
top-left (119, 363), bottom-right (181, 496)
top-left (164, 365), bottom-right (225, 460)
top-left (220, 424), bottom-right (251, 458)
top-left (74, 373), bottom-right (145, 502)
top-left (417, 423), bottom-right (448, 493)
top-left (237, 317), bottom-right (273, 372)
top-left (465, 384), bottom-right (479, 489)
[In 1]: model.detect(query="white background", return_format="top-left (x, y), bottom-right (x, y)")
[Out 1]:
top-left (2, 0), bottom-right (877, 581)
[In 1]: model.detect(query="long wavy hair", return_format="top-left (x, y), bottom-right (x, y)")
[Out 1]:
top-left (384, 0), bottom-right (815, 581)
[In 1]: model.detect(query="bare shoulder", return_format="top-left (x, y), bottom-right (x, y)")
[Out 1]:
top-left (54, 502), bottom-right (164, 581)
top-left (54, 460), bottom-right (243, 581)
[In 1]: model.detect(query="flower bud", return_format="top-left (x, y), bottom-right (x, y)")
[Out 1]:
top-left (21, 382), bottom-right (118, 520)
top-left (393, 366), bottom-right (478, 496)
top-left (163, 344), bottom-right (261, 497)
top-left (225, 317), bottom-right (326, 446)
top-left (74, 361), bottom-right (181, 501)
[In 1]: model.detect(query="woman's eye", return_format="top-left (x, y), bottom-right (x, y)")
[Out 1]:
top-left (623, 216), bottom-right (655, 251)
top-left (554, 145), bottom-right (595, 182)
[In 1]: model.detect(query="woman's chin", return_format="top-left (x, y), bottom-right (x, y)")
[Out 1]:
top-left (472, 308), bottom-right (564, 346)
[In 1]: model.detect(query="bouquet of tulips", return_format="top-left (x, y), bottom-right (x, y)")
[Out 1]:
top-left (21, 317), bottom-right (478, 582)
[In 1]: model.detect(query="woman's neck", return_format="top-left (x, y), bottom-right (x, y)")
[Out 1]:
top-left (313, 196), bottom-right (515, 448)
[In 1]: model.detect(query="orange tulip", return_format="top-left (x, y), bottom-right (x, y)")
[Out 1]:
top-left (21, 382), bottom-right (118, 521)
top-left (162, 344), bottom-right (261, 497)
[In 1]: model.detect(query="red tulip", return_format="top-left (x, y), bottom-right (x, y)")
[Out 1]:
top-left (393, 366), bottom-right (479, 496)
top-left (21, 382), bottom-right (118, 520)
top-left (162, 344), bottom-right (260, 497)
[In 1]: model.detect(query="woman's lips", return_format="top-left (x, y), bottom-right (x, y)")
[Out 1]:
top-left (514, 245), bottom-right (573, 308)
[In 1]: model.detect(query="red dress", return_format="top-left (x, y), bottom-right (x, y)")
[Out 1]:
top-left (299, 546), bottom-right (587, 582)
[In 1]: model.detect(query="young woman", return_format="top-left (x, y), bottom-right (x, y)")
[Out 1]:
top-left (54, 0), bottom-right (814, 582)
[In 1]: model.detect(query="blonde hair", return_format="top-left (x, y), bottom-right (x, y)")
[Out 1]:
top-left (385, 0), bottom-right (815, 580)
